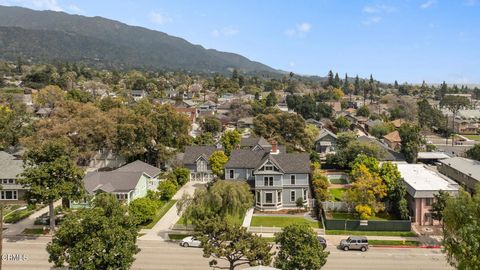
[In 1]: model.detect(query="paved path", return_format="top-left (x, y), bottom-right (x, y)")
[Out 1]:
top-left (139, 181), bottom-right (204, 241)
top-left (1, 237), bottom-right (452, 270)
top-left (242, 207), bottom-right (254, 227)
top-left (3, 200), bottom-right (62, 236)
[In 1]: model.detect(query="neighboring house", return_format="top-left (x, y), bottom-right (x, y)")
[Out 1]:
top-left (397, 164), bottom-right (459, 225)
top-left (383, 130), bottom-right (401, 150)
top-left (444, 109), bottom-right (480, 134)
top-left (175, 107), bottom-right (197, 124)
top-left (0, 151), bottom-right (27, 203)
top-left (365, 119), bottom-right (383, 134)
top-left (176, 99), bottom-right (197, 108)
top-left (326, 101), bottom-right (342, 115)
top-left (305, 118), bottom-right (323, 129)
top-left (438, 157), bottom-right (480, 194)
top-left (357, 136), bottom-right (405, 162)
top-left (182, 146), bottom-right (219, 182)
top-left (417, 152), bottom-right (451, 164)
top-left (88, 149), bottom-right (126, 172)
top-left (315, 129), bottom-right (337, 155)
top-left (165, 88), bottom-right (178, 98)
top-left (237, 117), bottom-right (254, 129)
top-left (390, 119), bottom-right (407, 129)
top-left (225, 142), bottom-right (311, 211)
top-left (71, 171), bottom-right (149, 208)
top-left (131, 89), bottom-right (147, 101)
top-left (239, 136), bottom-right (287, 153)
top-left (115, 160), bottom-right (162, 191)
top-left (71, 160), bottom-right (161, 208)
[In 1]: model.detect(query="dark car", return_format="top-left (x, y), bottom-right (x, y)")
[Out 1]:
top-left (317, 236), bottom-right (327, 249)
top-left (339, 236), bottom-right (368, 252)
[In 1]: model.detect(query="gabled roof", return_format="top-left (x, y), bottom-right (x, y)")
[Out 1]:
top-left (226, 149), bottom-right (310, 174)
top-left (83, 171), bottom-right (145, 194)
top-left (383, 130), bottom-right (401, 143)
top-left (226, 149), bottom-right (267, 168)
top-left (358, 136), bottom-right (405, 161)
top-left (0, 151), bottom-right (24, 179)
top-left (439, 157), bottom-right (480, 181)
top-left (115, 160), bottom-right (161, 178)
top-left (316, 128), bottom-right (337, 141)
top-left (240, 137), bottom-right (271, 148)
top-left (263, 153), bottom-right (310, 174)
top-left (183, 146), bottom-right (218, 165)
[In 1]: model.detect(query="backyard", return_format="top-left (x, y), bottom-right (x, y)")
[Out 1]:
top-left (328, 211), bottom-right (398, 221)
top-left (329, 188), bottom-right (346, 202)
top-left (250, 215), bottom-right (322, 228)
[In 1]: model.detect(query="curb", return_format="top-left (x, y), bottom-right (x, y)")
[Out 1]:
top-left (370, 245), bottom-right (441, 249)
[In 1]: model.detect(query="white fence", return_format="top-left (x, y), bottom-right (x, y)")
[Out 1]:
top-left (321, 201), bottom-right (351, 212)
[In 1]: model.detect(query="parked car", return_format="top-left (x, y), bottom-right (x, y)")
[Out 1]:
top-left (317, 236), bottom-right (327, 249)
top-left (339, 236), bottom-right (368, 252)
top-left (180, 236), bottom-right (202, 248)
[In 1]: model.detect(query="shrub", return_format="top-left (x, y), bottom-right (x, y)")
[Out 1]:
top-left (173, 167), bottom-right (190, 186)
top-left (129, 197), bottom-right (158, 225)
top-left (158, 180), bottom-right (178, 201)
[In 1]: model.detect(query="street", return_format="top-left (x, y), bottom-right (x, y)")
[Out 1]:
top-left (2, 237), bottom-right (453, 270)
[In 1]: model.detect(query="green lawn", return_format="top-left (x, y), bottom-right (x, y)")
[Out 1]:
top-left (329, 188), bottom-right (346, 202)
top-left (328, 178), bottom-right (349, 184)
top-left (330, 212), bottom-right (397, 221)
top-left (326, 230), bottom-right (417, 237)
top-left (141, 200), bottom-right (177, 229)
top-left (251, 216), bottom-right (322, 228)
top-left (369, 240), bottom-right (420, 246)
top-left (4, 207), bottom-right (37, 224)
top-left (463, 135), bottom-right (480, 141)
top-left (22, 228), bottom-right (45, 235)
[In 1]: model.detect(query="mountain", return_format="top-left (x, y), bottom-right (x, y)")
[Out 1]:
top-left (0, 5), bottom-right (278, 74)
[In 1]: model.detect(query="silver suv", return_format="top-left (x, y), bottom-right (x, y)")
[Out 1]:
top-left (339, 236), bottom-right (368, 252)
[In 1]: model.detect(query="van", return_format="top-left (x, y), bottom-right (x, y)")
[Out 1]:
top-left (339, 236), bottom-right (368, 252)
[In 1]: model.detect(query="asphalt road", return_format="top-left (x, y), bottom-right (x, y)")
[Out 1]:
top-left (2, 237), bottom-right (453, 270)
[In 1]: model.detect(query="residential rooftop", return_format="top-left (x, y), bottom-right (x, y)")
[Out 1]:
top-left (438, 157), bottom-right (480, 181)
top-left (397, 164), bottom-right (459, 198)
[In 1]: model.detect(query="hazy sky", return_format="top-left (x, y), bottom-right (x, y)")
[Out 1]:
top-left (1, 0), bottom-right (479, 84)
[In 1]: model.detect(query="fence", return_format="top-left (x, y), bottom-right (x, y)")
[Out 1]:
top-left (249, 226), bottom-right (325, 235)
top-left (321, 201), bottom-right (350, 212)
top-left (324, 219), bottom-right (411, 231)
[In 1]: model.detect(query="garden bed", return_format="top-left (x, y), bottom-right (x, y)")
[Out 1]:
top-left (4, 205), bottom-right (41, 224)
top-left (251, 216), bottom-right (322, 228)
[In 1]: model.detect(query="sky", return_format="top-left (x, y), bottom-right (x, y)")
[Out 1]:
top-left (0, 0), bottom-right (479, 84)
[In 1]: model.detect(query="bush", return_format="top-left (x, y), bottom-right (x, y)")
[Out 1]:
top-left (4, 206), bottom-right (36, 224)
top-left (129, 197), bottom-right (158, 225)
top-left (158, 180), bottom-right (178, 201)
top-left (173, 167), bottom-right (190, 186)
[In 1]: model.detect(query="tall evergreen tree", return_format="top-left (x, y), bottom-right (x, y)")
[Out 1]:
top-left (334, 72), bottom-right (340, 88)
top-left (354, 75), bottom-right (360, 95)
top-left (327, 70), bottom-right (334, 87)
top-left (394, 80), bottom-right (399, 89)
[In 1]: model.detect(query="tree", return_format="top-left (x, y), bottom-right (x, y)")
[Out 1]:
top-left (173, 167), bottom-right (190, 186)
top-left (275, 224), bottom-right (329, 270)
top-left (398, 123), bottom-right (422, 163)
top-left (431, 190), bottom-right (450, 223)
top-left (201, 116), bottom-right (222, 134)
top-left (33, 85), bottom-right (65, 108)
top-left (178, 181), bottom-right (253, 226)
top-left (440, 95), bottom-right (470, 144)
top-left (311, 162), bottom-right (330, 202)
top-left (194, 132), bottom-right (216, 145)
top-left (0, 96), bottom-right (33, 150)
top-left (344, 164), bottom-right (387, 219)
top-left (370, 122), bottom-right (394, 139)
top-left (197, 217), bottom-right (272, 270)
top-left (158, 180), bottom-right (178, 201)
top-left (265, 91), bottom-right (277, 107)
top-left (389, 179), bottom-right (409, 220)
top-left (209, 151), bottom-right (229, 178)
top-left (465, 144), bottom-right (480, 161)
top-left (325, 140), bottom-right (384, 169)
top-left (336, 132), bottom-right (358, 149)
top-left (334, 116), bottom-right (351, 131)
top-left (19, 138), bottom-right (84, 232)
top-left (47, 193), bottom-right (139, 269)
top-left (356, 105), bottom-right (370, 117)
top-left (129, 197), bottom-right (158, 225)
top-left (327, 70), bottom-right (334, 87)
top-left (417, 98), bottom-right (445, 131)
top-left (221, 130), bottom-right (241, 156)
top-left (443, 188), bottom-right (480, 269)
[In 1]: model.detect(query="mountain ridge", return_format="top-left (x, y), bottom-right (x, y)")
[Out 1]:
top-left (0, 5), bottom-right (279, 74)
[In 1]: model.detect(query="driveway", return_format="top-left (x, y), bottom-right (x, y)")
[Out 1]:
top-left (139, 181), bottom-right (205, 241)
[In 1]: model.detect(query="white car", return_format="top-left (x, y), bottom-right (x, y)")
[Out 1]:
top-left (180, 236), bottom-right (201, 248)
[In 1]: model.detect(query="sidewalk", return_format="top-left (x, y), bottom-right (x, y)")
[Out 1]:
top-left (3, 200), bottom-right (62, 236)
top-left (139, 181), bottom-right (204, 241)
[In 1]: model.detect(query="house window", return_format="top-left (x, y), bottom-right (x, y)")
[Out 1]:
top-left (290, 175), bottom-right (296, 185)
top-left (116, 193), bottom-right (128, 201)
top-left (290, 191), bottom-right (296, 202)
top-left (264, 177), bottom-right (273, 186)
top-left (278, 191), bottom-right (282, 203)
top-left (265, 193), bottom-right (273, 204)
top-left (265, 166), bottom-right (273, 171)
top-left (2, 179), bottom-right (15, 184)
top-left (256, 192), bottom-right (260, 203)
top-left (303, 189), bottom-right (307, 200)
top-left (0, 190), bottom-right (18, 200)
top-left (425, 198), bottom-right (433, 206)
top-left (229, 170), bottom-right (234, 179)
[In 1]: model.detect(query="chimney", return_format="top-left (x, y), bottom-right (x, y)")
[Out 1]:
top-left (271, 141), bottom-right (279, 154)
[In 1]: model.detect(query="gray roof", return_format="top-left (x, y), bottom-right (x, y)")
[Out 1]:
top-left (357, 136), bottom-right (405, 161)
top-left (226, 149), bottom-right (267, 168)
top-left (183, 146), bottom-right (218, 165)
top-left (226, 150), bottom-right (310, 174)
top-left (240, 137), bottom-right (271, 148)
top-left (0, 151), bottom-right (24, 179)
top-left (115, 160), bottom-right (161, 177)
top-left (439, 157), bottom-right (480, 181)
top-left (316, 128), bottom-right (337, 141)
top-left (83, 171), bottom-right (144, 193)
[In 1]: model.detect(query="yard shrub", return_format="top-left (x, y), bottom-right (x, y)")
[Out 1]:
top-left (129, 197), bottom-right (158, 225)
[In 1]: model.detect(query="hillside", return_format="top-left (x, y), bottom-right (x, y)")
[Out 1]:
top-left (0, 5), bottom-right (277, 74)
